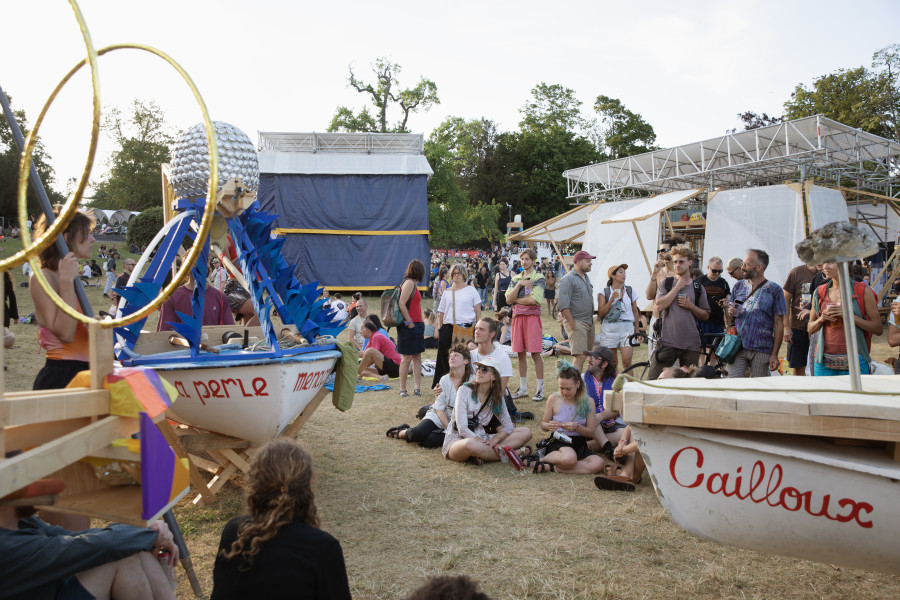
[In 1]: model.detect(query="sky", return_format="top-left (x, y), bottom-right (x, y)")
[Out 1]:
top-left (4, 0), bottom-right (899, 198)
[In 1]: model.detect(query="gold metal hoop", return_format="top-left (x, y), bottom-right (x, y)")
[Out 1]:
top-left (21, 42), bottom-right (218, 329)
top-left (2, 0), bottom-right (100, 272)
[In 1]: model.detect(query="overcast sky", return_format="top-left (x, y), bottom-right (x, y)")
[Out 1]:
top-left (4, 0), bottom-right (899, 197)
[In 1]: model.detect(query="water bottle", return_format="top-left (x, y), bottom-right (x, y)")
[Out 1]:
top-left (552, 430), bottom-right (572, 444)
top-left (504, 446), bottom-right (525, 470)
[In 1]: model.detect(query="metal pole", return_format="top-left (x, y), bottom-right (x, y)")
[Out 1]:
top-left (0, 84), bottom-right (93, 316)
top-left (162, 510), bottom-right (204, 597)
top-left (837, 261), bottom-right (862, 390)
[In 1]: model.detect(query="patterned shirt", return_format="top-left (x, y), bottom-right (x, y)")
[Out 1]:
top-left (732, 279), bottom-right (788, 354)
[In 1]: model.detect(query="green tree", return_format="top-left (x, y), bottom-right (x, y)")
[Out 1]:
top-left (0, 94), bottom-right (65, 222)
top-left (593, 95), bottom-right (657, 158)
top-left (126, 206), bottom-right (163, 249)
top-left (424, 141), bottom-right (500, 247)
top-left (91, 100), bottom-right (173, 212)
top-left (873, 44), bottom-right (900, 142)
top-left (328, 58), bottom-right (439, 133)
top-left (429, 116), bottom-right (506, 204)
top-left (519, 83), bottom-right (587, 134)
top-left (734, 111), bottom-right (783, 131)
top-left (782, 66), bottom-right (892, 139)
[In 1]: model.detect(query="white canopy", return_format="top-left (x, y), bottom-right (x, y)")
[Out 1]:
top-left (807, 185), bottom-right (849, 231)
top-left (601, 189), bottom-right (702, 224)
top-left (508, 203), bottom-right (595, 245)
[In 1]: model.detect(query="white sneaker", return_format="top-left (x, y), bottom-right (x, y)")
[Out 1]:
top-left (532, 389), bottom-right (545, 402)
top-left (513, 388), bottom-right (529, 399)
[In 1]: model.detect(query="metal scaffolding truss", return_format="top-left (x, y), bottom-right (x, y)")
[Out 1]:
top-left (564, 115), bottom-right (900, 201)
top-left (258, 132), bottom-right (424, 154)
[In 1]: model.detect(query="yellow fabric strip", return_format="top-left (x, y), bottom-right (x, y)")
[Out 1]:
top-left (325, 286), bottom-right (428, 291)
top-left (274, 228), bottom-right (430, 236)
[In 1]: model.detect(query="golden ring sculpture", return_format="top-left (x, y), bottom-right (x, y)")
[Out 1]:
top-left (11, 0), bottom-right (218, 329)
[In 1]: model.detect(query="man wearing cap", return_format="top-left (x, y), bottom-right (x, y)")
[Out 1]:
top-left (583, 345), bottom-right (627, 462)
top-left (556, 250), bottom-right (596, 371)
top-left (505, 248), bottom-right (546, 401)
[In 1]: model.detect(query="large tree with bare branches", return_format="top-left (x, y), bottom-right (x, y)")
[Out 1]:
top-left (327, 58), bottom-right (439, 133)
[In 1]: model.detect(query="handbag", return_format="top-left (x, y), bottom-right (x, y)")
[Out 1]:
top-left (714, 279), bottom-right (766, 364)
top-left (451, 289), bottom-right (474, 345)
top-left (467, 396), bottom-right (500, 433)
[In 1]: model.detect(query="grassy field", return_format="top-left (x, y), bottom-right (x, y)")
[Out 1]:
top-left (2, 244), bottom-right (899, 599)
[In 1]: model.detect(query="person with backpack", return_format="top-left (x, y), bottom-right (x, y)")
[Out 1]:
top-left (807, 261), bottom-right (882, 376)
top-left (726, 249), bottom-right (787, 378)
top-left (596, 264), bottom-right (642, 371)
top-left (648, 245), bottom-right (710, 380)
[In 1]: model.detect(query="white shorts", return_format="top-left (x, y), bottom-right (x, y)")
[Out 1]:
top-left (599, 320), bottom-right (634, 349)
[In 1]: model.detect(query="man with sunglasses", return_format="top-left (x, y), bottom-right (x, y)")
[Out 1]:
top-left (697, 257), bottom-right (730, 362)
top-left (645, 238), bottom-right (683, 356)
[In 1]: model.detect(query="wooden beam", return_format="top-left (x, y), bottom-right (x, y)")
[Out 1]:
top-left (280, 387), bottom-right (329, 439)
top-left (876, 243), bottom-right (900, 304)
top-left (633, 221), bottom-right (652, 275)
top-left (0, 389), bottom-right (109, 428)
top-left (544, 228), bottom-right (570, 275)
top-left (0, 415), bottom-right (133, 499)
top-left (88, 322), bottom-right (115, 390)
top-left (662, 209), bottom-right (676, 238)
top-left (155, 423), bottom-right (215, 505)
top-left (627, 405), bottom-right (900, 442)
top-left (4, 417), bottom-right (93, 454)
top-left (179, 433), bottom-right (252, 454)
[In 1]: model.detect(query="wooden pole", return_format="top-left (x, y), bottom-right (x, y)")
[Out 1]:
top-left (544, 228), bottom-right (570, 275)
top-left (633, 221), bottom-right (652, 275)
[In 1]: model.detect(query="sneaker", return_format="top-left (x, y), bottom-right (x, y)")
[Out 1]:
top-left (532, 389), bottom-right (545, 402)
top-left (513, 388), bottom-right (529, 399)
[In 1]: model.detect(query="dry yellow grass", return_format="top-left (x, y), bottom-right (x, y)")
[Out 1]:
top-left (2, 272), bottom-right (899, 599)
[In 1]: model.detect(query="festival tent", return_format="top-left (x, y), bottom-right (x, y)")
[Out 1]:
top-left (257, 133), bottom-right (433, 290)
top-left (508, 203), bottom-right (595, 248)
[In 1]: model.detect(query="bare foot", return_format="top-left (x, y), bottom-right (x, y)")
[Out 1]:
top-left (379, 374), bottom-right (389, 382)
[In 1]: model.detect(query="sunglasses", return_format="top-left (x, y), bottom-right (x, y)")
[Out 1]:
top-left (710, 269), bottom-right (722, 274)
top-left (476, 366), bottom-right (492, 374)
top-left (657, 249), bottom-right (669, 254)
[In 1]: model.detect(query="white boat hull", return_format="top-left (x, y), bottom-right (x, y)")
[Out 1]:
top-left (633, 424), bottom-right (900, 574)
top-left (156, 350), bottom-right (341, 443)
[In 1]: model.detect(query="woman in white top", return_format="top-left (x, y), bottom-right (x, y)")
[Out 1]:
top-left (441, 357), bottom-right (531, 465)
top-left (431, 263), bottom-right (481, 388)
top-left (596, 264), bottom-right (642, 370)
top-left (386, 344), bottom-right (472, 447)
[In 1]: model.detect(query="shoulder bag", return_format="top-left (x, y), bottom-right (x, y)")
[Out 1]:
top-left (451, 289), bottom-right (474, 345)
top-left (715, 279), bottom-right (766, 364)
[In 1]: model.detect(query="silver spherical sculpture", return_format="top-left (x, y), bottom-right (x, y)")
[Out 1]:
top-left (170, 121), bottom-right (259, 200)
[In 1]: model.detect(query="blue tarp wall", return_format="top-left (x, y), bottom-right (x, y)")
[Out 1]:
top-left (258, 174), bottom-right (430, 290)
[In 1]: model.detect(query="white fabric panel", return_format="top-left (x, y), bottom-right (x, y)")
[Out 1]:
top-left (258, 150), bottom-right (434, 175)
top-left (510, 203), bottom-right (594, 245)
top-left (704, 185), bottom-right (805, 289)
top-left (600, 189), bottom-right (702, 224)
top-left (807, 185), bottom-right (849, 231)
top-left (583, 199), bottom-right (660, 311)
top-left (847, 204), bottom-right (900, 244)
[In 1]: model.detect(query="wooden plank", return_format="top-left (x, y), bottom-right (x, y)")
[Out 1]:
top-left (132, 325), bottom-right (267, 355)
top-left (219, 448), bottom-right (251, 474)
top-left (639, 406), bottom-right (900, 442)
top-left (280, 387), bottom-right (329, 439)
top-left (4, 418), bottom-right (93, 454)
top-left (889, 442), bottom-right (900, 461)
top-left (155, 422), bottom-right (215, 505)
top-left (179, 433), bottom-right (252, 453)
top-left (38, 484), bottom-right (187, 528)
top-left (632, 221), bottom-right (652, 276)
top-left (0, 389), bottom-right (109, 428)
top-left (187, 454), bottom-right (222, 475)
top-left (0, 416), bottom-right (133, 499)
top-left (88, 322), bottom-right (115, 390)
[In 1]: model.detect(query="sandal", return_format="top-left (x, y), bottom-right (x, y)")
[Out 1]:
top-left (386, 429), bottom-right (406, 439)
top-left (385, 424), bottom-right (409, 438)
top-left (399, 390), bottom-right (409, 398)
top-left (532, 460), bottom-right (556, 474)
top-left (516, 446), bottom-right (533, 459)
top-left (413, 389), bottom-right (421, 397)
top-left (594, 475), bottom-right (636, 492)
top-left (466, 456), bottom-right (484, 467)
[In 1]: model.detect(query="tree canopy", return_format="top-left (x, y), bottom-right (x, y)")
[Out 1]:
top-left (328, 58), bottom-right (439, 133)
top-left (0, 94), bottom-right (65, 222)
top-left (91, 100), bottom-right (173, 212)
top-left (593, 95), bottom-right (657, 159)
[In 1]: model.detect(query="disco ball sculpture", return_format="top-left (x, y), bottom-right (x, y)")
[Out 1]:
top-left (170, 121), bottom-right (259, 200)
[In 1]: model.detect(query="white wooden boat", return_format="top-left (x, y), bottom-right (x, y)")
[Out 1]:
top-left (153, 348), bottom-right (341, 444)
top-left (619, 375), bottom-right (900, 575)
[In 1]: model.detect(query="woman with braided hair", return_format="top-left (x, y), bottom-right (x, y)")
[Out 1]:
top-left (211, 439), bottom-right (351, 599)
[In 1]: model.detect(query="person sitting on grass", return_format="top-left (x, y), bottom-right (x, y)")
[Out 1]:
top-left (423, 308), bottom-right (438, 349)
top-left (524, 361), bottom-right (606, 474)
top-left (582, 346), bottom-right (627, 463)
top-left (594, 425), bottom-right (646, 492)
top-left (0, 482), bottom-right (179, 599)
top-left (442, 357), bottom-right (532, 465)
top-left (362, 315), bottom-right (390, 350)
top-left (211, 439), bottom-right (351, 600)
top-left (358, 321), bottom-right (402, 381)
top-left (386, 344), bottom-right (472, 448)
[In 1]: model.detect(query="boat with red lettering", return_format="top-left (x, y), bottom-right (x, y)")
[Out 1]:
top-left (619, 375), bottom-right (900, 575)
